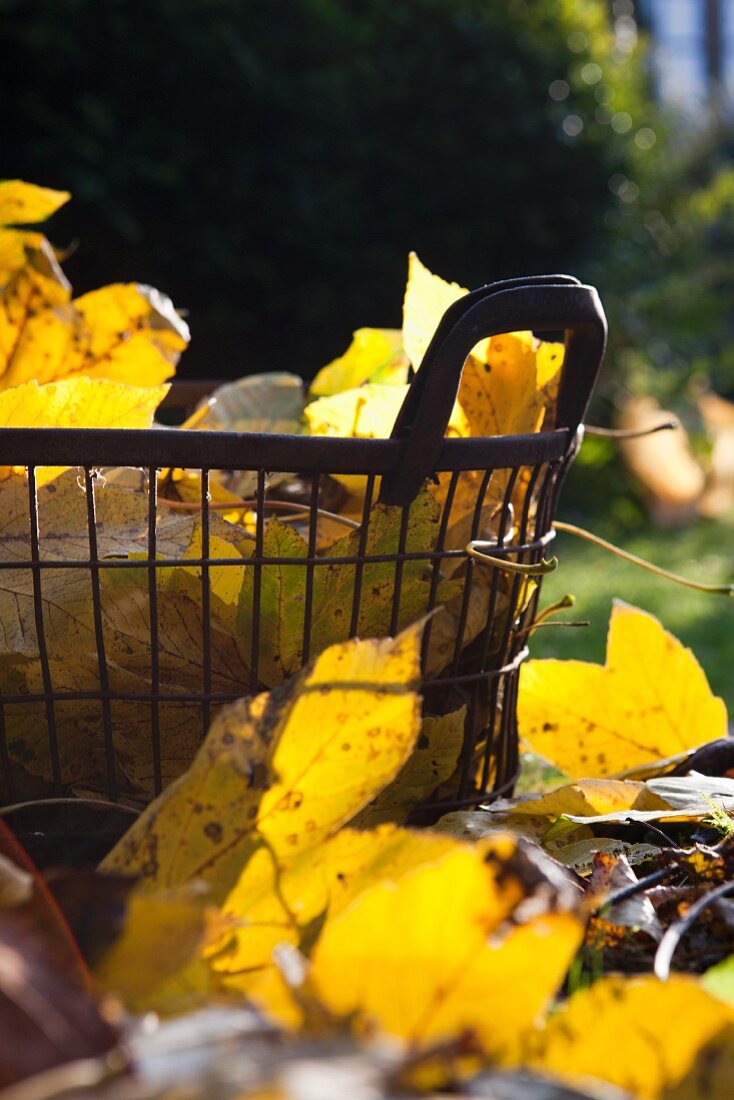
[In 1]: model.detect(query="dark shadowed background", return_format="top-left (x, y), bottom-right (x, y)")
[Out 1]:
top-left (2, 0), bottom-right (651, 379)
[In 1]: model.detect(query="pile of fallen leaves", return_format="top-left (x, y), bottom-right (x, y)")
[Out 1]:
top-left (3, 608), bottom-right (734, 1099)
top-left (3, 182), bottom-right (734, 1100)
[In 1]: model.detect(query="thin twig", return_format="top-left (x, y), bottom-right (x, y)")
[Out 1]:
top-left (597, 866), bottom-right (680, 913)
top-left (515, 619), bottom-right (590, 639)
top-left (555, 521), bottom-right (734, 597)
top-left (157, 496), bottom-right (361, 528)
top-left (655, 880), bottom-right (734, 980)
top-left (584, 419), bottom-right (679, 439)
top-left (636, 820), bottom-right (684, 850)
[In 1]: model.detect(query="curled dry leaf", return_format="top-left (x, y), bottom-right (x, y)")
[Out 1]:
top-left (588, 851), bottom-right (663, 942)
top-left (490, 779), bottom-right (671, 821)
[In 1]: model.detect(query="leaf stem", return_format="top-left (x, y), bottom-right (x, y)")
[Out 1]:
top-left (584, 419), bottom-right (679, 440)
top-left (554, 521), bottom-right (734, 597)
top-left (467, 542), bottom-right (558, 576)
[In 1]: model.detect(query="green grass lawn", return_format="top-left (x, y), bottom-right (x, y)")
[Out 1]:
top-left (528, 510), bottom-right (734, 715)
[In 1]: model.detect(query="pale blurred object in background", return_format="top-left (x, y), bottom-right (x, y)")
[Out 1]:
top-left (616, 396), bottom-right (705, 525)
top-left (698, 391), bottom-right (734, 518)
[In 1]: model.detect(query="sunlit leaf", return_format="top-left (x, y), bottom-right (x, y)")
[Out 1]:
top-left (101, 627), bottom-right (423, 899)
top-left (93, 884), bottom-right (229, 1014)
top-left (304, 381), bottom-right (469, 497)
top-left (310, 328), bottom-right (408, 397)
top-left (495, 780), bottom-right (671, 820)
top-left (0, 180), bottom-right (70, 227)
top-left (0, 476), bottom-right (251, 796)
top-left (518, 601), bottom-right (728, 779)
top-left (309, 834), bottom-right (583, 1057)
top-left (0, 378), bottom-right (168, 484)
top-left (0, 237), bottom-right (71, 384)
top-left (524, 975), bottom-right (734, 1100)
top-left (304, 382), bottom-right (407, 495)
top-left (1, 283), bottom-right (188, 391)
top-left (215, 824), bottom-right (459, 983)
top-left (350, 707), bottom-right (466, 827)
top-left (402, 251), bottom-right (475, 368)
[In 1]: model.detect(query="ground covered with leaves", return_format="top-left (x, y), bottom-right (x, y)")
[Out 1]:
top-left (3, 182), bottom-right (734, 1100)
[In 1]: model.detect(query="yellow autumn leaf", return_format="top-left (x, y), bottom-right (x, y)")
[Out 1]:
top-left (524, 975), bottom-right (734, 1099)
top-left (518, 601), bottom-right (728, 779)
top-left (0, 570), bottom-right (249, 797)
top-left (101, 627), bottom-right (423, 898)
top-left (158, 512), bottom-right (249, 635)
top-left (306, 383), bottom-right (406, 440)
top-left (350, 707), bottom-right (466, 827)
top-left (536, 339), bottom-right (565, 424)
top-left (0, 474), bottom-right (252, 796)
top-left (309, 328), bottom-right (408, 397)
top-left (236, 489), bottom-right (447, 687)
top-left (461, 335), bottom-right (545, 437)
top-left (0, 377), bottom-right (168, 484)
top-left (401, 257), bottom-right (558, 550)
top-left (304, 381), bottom-right (469, 496)
top-left (0, 376), bottom-right (167, 429)
top-left (93, 885), bottom-right (228, 1014)
top-left (215, 824), bottom-right (460, 984)
top-left (1, 282), bottom-right (188, 391)
top-left (0, 236), bottom-right (71, 382)
top-left (502, 779), bottom-right (671, 819)
top-left (309, 834), bottom-right (583, 1057)
top-left (402, 251), bottom-right (479, 368)
top-left (0, 180), bottom-right (70, 227)
top-left (0, 182), bottom-right (187, 389)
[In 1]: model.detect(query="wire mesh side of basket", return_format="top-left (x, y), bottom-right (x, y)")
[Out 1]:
top-left (0, 426), bottom-right (572, 815)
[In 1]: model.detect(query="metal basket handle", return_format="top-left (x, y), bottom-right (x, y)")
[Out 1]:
top-left (380, 276), bottom-right (607, 505)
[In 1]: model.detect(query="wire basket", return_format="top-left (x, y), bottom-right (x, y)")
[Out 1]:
top-left (0, 275), bottom-right (606, 817)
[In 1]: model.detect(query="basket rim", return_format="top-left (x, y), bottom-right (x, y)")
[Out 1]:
top-left (0, 424), bottom-right (571, 473)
